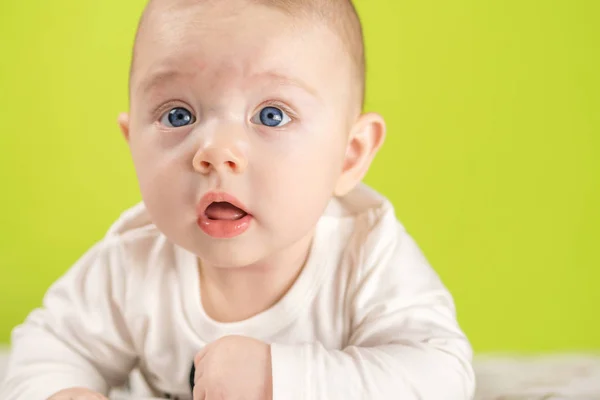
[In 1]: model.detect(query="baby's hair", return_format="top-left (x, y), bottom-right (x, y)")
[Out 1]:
top-left (130, 0), bottom-right (366, 108)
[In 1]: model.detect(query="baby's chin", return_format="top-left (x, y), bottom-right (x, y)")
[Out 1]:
top-left (199, 256), bottom-right (261, 271)
top-left (173, 225), bottom-right (270, 269)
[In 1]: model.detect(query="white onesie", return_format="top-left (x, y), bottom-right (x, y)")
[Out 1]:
top-left (0, 184), bottom-right (475, 400)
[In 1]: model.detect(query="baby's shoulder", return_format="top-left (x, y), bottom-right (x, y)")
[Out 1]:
top-left (315, 185), bottom-right (411, 286)
top-left (322, 185), bottom-right (440, 295)
top-left (325, 183), bottom-right (406, 250)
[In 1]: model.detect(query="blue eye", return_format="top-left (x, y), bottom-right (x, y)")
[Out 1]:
top-left (160, 107), bottom-right (195, 128)
top-left (252, 106), bottom-right (291, 127)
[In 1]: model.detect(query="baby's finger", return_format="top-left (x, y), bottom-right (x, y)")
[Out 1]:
top-left (192, 376), bottom-right (206, 400)
top-left (194, 364), bottom-right (204, 383)
top-left (194, 345), bottom-right (210, 366)
top-left (193, 354), bottom-right (205, 385)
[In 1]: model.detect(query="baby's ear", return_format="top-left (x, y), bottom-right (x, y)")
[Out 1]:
top-left (117, 112), bottom-right (131, 142)
top-left (334, 112), bottom-right (386, 197)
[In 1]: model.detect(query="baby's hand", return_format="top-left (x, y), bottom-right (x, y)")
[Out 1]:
top-left (47, 387), bottom-right (108, 399)
top-left (193, 335), bottom-right (272, 400)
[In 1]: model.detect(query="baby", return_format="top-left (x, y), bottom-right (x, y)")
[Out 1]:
top-left (1, 0), bottom-right (475, 399)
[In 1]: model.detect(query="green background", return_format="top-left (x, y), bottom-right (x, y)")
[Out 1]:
top-left (0, 0), bottom-right (598, 353)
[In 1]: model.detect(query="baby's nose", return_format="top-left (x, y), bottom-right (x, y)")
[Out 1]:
top-left (192, 145), bottom-right (247, 174)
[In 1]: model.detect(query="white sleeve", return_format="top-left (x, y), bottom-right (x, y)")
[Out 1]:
top-left (0, 238), bottom-right (139, 400)
top-left (270, 223), bottom-right (475, 400)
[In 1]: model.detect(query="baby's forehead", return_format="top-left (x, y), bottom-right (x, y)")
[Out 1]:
top-left (134, 7), bottom-right (340, 83)
top-left (133, 0), bottom-right (363, 75)
top-left (130, 0), bottom-right (364, 108)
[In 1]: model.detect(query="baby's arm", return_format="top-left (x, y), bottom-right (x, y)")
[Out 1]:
top-left (270, 223), bottom-right (475, 400)
top-left (0, 239), bottom-right (138, 400)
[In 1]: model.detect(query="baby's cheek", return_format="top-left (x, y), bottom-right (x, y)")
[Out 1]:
top-left (271, 165), bottom-right (332, 216)
top-left (138, 162), bottom-right (183, 206)
top-left (139, 172), bottom-right (190, 237)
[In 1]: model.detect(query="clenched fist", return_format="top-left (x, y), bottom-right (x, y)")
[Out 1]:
top-left (193, 335), bottom-right (273, 400)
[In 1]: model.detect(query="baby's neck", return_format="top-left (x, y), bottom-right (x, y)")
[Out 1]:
top-left (198, 233), bottom-right (314, 323)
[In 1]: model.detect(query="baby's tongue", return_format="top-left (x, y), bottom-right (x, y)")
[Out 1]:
top-left (205, 202), bottom-right (246, 220)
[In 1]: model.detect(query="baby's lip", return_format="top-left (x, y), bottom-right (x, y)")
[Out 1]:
top-left (196, 192), bottom-right (250, 218)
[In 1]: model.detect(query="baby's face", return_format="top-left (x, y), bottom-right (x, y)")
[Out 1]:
top-left (122, 1), bottom-right (358, 267)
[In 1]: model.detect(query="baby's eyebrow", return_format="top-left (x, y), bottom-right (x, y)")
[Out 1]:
top-left (134, 68), bottom-right (320, 100)
top-left (135, 68), bottom-right (188, 96)
top-left (256, 71), bottom-right (321, 100)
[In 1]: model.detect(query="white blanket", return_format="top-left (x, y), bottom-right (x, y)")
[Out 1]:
top-left (1, 350), bottom-right (599, 399)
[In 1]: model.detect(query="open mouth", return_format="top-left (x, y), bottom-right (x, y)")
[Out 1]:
top-left (196, 192), bottom-right (253, 238)
top-left (204, 201), bottom-right (248, 221)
